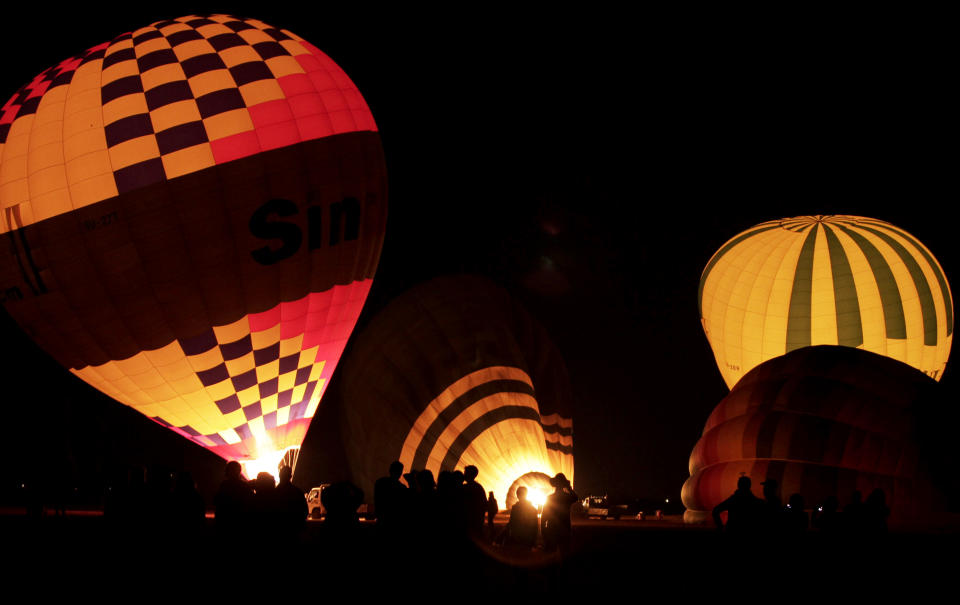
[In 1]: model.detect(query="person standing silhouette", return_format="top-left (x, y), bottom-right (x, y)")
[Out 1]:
top-left (214, 461), bottom-right (253, 539)
top-left (541, 473), bottom-right (578, 553)
top-left (508, 486), bottom-right (538, 547)
top-left (712, 475), bottom-right (764, 535)
top-left (486, 491), bottom-right (498, 527)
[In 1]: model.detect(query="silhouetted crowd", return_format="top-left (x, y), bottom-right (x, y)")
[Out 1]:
top-left (712, 476), bottom-right (891, 537)
top-left (368, 462), bottom-right (578, 555)
top-left (214, 461), bottom-right (307, 545)
top-left (505, 475), bottom-right (579, 555)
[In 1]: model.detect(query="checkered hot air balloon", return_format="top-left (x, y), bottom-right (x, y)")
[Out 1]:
top-left (0, 15), bottom-right (387, 476)
top-left (699, 215), bottom-right (952, 390)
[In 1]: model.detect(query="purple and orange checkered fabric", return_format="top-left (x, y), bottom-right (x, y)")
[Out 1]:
top-left (0, 14), bottom-right (376, 232)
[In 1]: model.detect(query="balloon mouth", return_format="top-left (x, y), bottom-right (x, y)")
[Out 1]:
top-left (473, 468), bottom-right (571, 570)
top-left (240, 446), bottom-right (300, 480)
top-left (504, 471), bottom-right (553, 512)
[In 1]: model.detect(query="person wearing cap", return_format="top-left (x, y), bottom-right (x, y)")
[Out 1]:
top-left (541, 473), bottom-right (578, 553)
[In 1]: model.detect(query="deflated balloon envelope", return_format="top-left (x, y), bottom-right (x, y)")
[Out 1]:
top-left (682, 346), bottom-right (952, 523)
top-left (0, 15), bottom-right (387, 475)
top-left (339, 275), bottom-right (574, 508)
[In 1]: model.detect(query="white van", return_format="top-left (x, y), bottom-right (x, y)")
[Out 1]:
top-left (306, 484), bottom-right (330, 519)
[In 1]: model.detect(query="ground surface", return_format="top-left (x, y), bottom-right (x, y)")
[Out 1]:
top-left (4, 509), bottom-right (957, 595)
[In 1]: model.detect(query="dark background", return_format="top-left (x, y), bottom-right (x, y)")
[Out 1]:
top-left (1, 5), bottom-right (955, 506)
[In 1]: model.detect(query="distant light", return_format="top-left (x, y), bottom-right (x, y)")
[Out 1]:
top-left (665, 498), bottom-right (669, 503)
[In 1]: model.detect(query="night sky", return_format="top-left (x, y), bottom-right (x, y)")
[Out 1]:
top-left (1, 6), bottom-right (955, 505)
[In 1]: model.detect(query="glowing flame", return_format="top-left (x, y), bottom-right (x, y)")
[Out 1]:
top-left (527, 487), bottom-right (547, 508)
top-left (240, 435), bottom-right (299, 480)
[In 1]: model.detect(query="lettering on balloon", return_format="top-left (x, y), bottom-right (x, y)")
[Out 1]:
top-left (249, 196), bottom-right (362, 265)
top-left (82, 210), bottom-right (119, 231)
top-left (0, 286), bottom-right (23, 304)
top-left (249, 198), bottom-right (302, 265)
top-left (5, 231), bottom-right (46, 297)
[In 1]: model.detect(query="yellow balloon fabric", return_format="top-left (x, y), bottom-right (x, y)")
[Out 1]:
top-left (699, 215), bottom-right (953, 389)
top-left (0, 15), bottom-right (387, 474)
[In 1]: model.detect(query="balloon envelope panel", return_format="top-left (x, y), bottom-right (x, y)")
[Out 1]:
top-left (0, 15), bottom-right (387, 468)
top-left (340, 276), bottom-right (574, 505)
top-left (682, 346), bottom-right (945, 522)
top-left (699, 215), bottom-right (952, 389)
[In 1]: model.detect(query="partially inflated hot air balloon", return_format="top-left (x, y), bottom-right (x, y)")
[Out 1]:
top-left (0, 15), bottom-right (387, 477)
top-left (339, 276), bottom-right (574, 509)
top-left (699, 215), bottom-right (952, 389)
top-left (682, 346), bottom-right (950, 523)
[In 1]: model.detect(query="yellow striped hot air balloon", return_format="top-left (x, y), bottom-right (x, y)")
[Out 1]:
top-left (699, 215), bottom-right (952, 389)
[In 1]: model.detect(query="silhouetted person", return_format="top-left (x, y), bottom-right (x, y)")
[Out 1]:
top-left (51, 464), bottom-right (72, 517)
top-left (462, 465), bottom-right (487, 538)
top-left (374, 461), bottom-right (408, 534)
top-left (125, 465), bottom-right (148, 524)
top-left (403, 471), bottom-right (419, 492)
top-left (319, 481), bottom-right (365, 560)
top-left (250, 471), bottom-right (280, 541)
top-left (487, 491), bottom-right (499, 527)
top-left (322, 481), bottom-right (364, 528)
top-left (541, 473), bottom-right (578, 553)
top-left (214, 461), bottom-right (253, 535)
top-left (145, 466), bottom-right (178, 538)
top-left (24, 478), bottom-right (43, 520)
top-left (508, 486), bottom-right (538, 548)
top-left (436, 470), bottom-right (467, 543)
top-left (712, 476), bottom-right (764, 535)
top-left (783, 493), bottom-right (808, 535)
top-left (275, 466), bottom-right (308, 540)
top-left (844, 490), bottom-right (865, 534)
top-left (172, 471), bottom-right (205, 534)
top-left (414, 469), bottom-right (438, 532)
top-left (863, 488), bottom-right (889, 534)
top-left (761, 478), bottom-right (784, 533)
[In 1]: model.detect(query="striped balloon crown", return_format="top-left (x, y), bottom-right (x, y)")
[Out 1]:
top-left (699, 215), bottom-right (953, 389)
